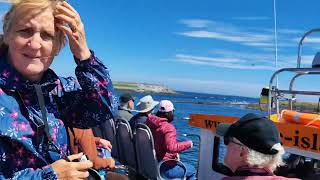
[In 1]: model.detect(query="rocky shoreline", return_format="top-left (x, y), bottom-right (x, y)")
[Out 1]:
top-left (113, 81), bottom-right (178, 95)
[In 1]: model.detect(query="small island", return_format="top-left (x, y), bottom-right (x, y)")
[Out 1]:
top-left (113, 81), bottom-right (178, 94)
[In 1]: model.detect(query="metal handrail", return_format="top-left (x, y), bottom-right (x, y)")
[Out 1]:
top-left (297, 28), bottom-right (320, 68)
top-left (288, 72), bottom-right (320, 109)
top-left (268, 68), bottom-right (320, 116)
top-left (274, 89), bottom-right (320, 96)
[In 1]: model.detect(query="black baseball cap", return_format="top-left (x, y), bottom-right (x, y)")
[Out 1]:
top-left (119, 93), bottom-right (134, 103)
top-left (216, 113), bottom-right (280, 155)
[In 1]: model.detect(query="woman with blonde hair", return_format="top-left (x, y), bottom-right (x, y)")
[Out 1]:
top-left (0, 0), bottom-right (117, 179)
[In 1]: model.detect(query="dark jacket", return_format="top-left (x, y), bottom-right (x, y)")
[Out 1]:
top-left (129, 113), bottom-right (148, 130)
top-left (146, 115), bottom-right (192, 161)
top-left (0, 52), bottom-right (117, 179)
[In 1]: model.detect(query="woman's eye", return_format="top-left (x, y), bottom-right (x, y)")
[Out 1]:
top-left (41, 32), bottom-right (54, 41)
top-left (17, 28), bottom-right (33, 38)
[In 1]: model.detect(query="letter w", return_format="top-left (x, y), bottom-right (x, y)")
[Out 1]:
top-left (205, 120), bottom-right (214, 129)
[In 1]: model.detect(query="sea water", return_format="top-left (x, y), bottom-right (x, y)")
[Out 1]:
top-left (116, 90), bottom-right (265, 169)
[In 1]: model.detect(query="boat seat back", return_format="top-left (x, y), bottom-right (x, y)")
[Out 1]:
top-left (134, 123), bottom-right (159, 179)
top-left (111, 118), bottom-right (122, 160)
top-left (117, 119), bottom-right (137, 169)
top-left (92, 118), bottom-right (116, 143)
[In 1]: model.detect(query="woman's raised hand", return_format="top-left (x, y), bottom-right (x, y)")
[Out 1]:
top-left (51, 153), bottom-right (93, 180)
top-left (55, 1), bottom-right (91, 61)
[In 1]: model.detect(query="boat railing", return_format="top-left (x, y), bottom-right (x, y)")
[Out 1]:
top-left (297, 28), bottom-right (320, 68)
top-left (268, 68), bottom-right (320, 116)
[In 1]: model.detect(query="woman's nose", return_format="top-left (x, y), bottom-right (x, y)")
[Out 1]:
top-left (27, 34), bottom-right (42, 49)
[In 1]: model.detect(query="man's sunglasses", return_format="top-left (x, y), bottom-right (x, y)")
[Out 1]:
top-left (224, 137), bottom-right (244, 147)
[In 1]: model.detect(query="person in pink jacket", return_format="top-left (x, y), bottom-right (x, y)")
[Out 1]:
top-left (146, 100), bottom-right (196, 179)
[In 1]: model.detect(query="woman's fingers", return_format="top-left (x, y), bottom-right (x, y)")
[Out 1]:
top-left (56, 1), bottom-right (80, 20)
top-left (55, 1), bottom-right (82, 34)
top-left (72, 161), bottom-right (94, 170)
top-left (54, 1), bottom-right (91, 60)
top-left (67, 152), bottom-right (84, 161)
top-left (56, 23), bottom-right (81, 42)
top-left (56, 23), bottom-right (72, 36)
top-left (56, 2), bottom-right (79, 20)
top-left (62, 1), bottom-right (79, 15)
top-left (51, 157), bottom-right (92, 180)
top-left (76, 171), bottom-right (90, 179)
top-left (55, 14), bottom-right (78, 30)
top-left (55, 4), bottom-right (80, 29)
top-left (106, 147), bottom-right (112, 152)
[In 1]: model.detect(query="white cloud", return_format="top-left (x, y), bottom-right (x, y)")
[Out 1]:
top-left (173, 53), bottom-right (275, 70)
top-left (176, 54), bottom-right (245, 63)
top-left (177, 19), bottom-right (305, 51)
top-left (174, 19), bottom-right (316, 71)
top-left (210, 49), bottom-right (271, 61)
top-left (171, 51), bottom-right (315, 71)
top-left (242, 42), bottom-right (274, 47)
top-left (232, 16), bottom-right (270, 21)
top-left (178, 30), bottom-right (272, 44)
top-left (179, 19), bottom-right (212, 28)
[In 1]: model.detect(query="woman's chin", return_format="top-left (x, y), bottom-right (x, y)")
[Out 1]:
top-left (19, 68), bottom-right (46, 81)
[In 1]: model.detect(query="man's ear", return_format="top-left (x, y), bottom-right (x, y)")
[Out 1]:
top-left (241, 146), bottom-right (249, 159)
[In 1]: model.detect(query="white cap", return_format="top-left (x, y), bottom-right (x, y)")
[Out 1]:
top-left (158, 100), bottom-right (175, 112)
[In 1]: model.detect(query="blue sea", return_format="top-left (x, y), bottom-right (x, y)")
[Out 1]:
top-left (116, 90), bottom-right (266, 170)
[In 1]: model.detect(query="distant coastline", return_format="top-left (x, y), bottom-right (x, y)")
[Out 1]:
top-left (114, 82), bottom-right (320, 113)
top-left (246, 102), bottom-right (320, 113)
top-left (114, 81), bottom-right (178, 94)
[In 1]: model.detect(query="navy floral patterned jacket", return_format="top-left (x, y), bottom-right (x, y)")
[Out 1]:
top-left (0, 51), bottom-right (118, 179)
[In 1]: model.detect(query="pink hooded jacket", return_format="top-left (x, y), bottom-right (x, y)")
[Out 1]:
top-left (146, 115), bottom-right (192, 161)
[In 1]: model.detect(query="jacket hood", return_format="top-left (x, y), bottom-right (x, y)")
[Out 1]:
top-left (146, 114), bottom-right (168, 129)
top-left (0, 53), bottom-right (59, 93)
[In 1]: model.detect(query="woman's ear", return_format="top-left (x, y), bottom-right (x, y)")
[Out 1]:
top-left (3, 34), bottom-right (8, 45)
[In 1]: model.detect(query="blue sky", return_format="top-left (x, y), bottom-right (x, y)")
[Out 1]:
top-left (1, 0), bottom-right (320, 98)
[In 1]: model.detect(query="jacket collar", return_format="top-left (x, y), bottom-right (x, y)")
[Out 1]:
top-left (118, 106), bottom-right (132, 113)
top-left (233, 166), bottom-right (273, 176)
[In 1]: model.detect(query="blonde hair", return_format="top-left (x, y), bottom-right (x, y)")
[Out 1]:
top-left (0, 0), bottom-right (66, 54)
top-left (245, 143), bottom-right (285, 172)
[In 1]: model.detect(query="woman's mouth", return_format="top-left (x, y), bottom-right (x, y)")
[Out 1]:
top-left (23, 54), bottom-right (40, 59)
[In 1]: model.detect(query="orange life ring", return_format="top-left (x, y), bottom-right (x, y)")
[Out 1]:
top-left (281, 110), bottom-right (320, 128)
